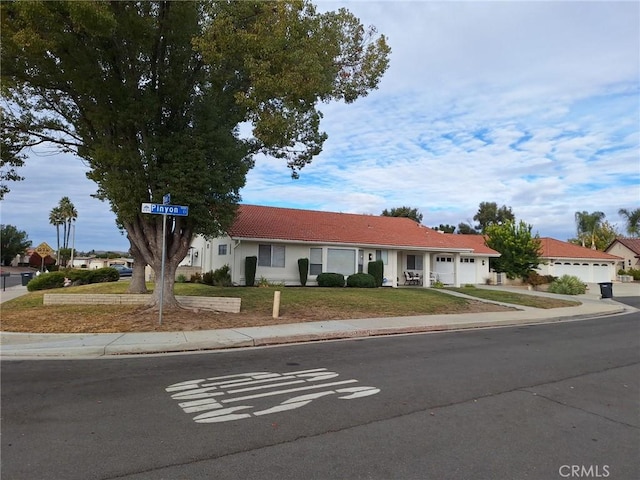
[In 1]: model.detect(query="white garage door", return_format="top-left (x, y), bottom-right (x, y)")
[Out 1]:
top-left (592, 264), bottom-right (611, 283)
top-left (553, 262), bottom-right (590, 283)
top-left (553, 262), bottom-right (612, 283)
top-left (459, 257), bottom-right (477, 284)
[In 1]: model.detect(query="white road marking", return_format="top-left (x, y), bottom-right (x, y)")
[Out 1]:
top-left (166, 368), bottom-right (380, 423)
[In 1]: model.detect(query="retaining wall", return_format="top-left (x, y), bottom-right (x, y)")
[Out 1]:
top-left (43, 294), bottom-right (241, 313)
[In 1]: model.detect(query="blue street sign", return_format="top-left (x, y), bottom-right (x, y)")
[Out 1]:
top-left (141, 203), bottom-right (189, 216)
top-left (163, 194), bottom-right (171, 205)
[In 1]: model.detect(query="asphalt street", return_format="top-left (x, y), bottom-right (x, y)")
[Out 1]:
top-left (2, 311), bottom-right (639, 480)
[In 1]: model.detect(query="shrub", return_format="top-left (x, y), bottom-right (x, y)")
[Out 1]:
top-left (176, 274), bottom-right (187, 283)
top-left (27, 268), bottom-right (120, 291)
top-left (190, 272), bottom-right (202, 283)
top-left (27, 271), bottom-right (66, 291)
top-left (91, 267), bottom-right (120, 283)
top-left (346, 273), bottom-right (376, 288)
top-left (317, 272), bottom-right (345, 287)
top-left (547, 275), bottom-right (587, 295)
top-left (202, 265), bottom-right (232, 286)
top-left (298, 258), bottom-right (309, 286)
top-left (213, 265), bottom-right (232, 286)
top-left (202, 270), bottom-right (214, 285)
top-left (618, 268), bottom-right (627, 276)
top-left (628, 268), bottom-right (640, 281)
top-left (523, 271), bottom-right (554, 288)
top-left (245, 256), bottom-right (257, 286)
top-left (367, 260), bottom-right (384, 287)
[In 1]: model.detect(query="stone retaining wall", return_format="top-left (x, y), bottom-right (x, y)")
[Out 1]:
top-left (43, 294), bottom-right (241, 313)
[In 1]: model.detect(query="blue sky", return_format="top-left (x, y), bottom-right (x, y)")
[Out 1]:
top-left (1, 0), bottom-right (638, 253)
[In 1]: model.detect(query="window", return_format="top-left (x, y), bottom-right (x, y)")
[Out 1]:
top-left (407, 255), bottom-right (423, 270)
top-left (218, 244), bottom-right (227, 255)
top-left (258, 244), bottom-right (285, 267)
top-left (310, 248), bottom-right (322, 275)
top-left (327, 248), bottom-right (356, 276)
top-left (376, 250), bottom-right (388, 264)
top-left (461, 258), bottom-right (475, 263)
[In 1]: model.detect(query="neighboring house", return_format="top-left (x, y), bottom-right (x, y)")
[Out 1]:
top-left (69, 257), bottom-right (133, 270)
top-left (535, 237), bottom-right (621, 283)
top-left (605, 238), bottom-right (640, 271)
top-left (184, 204), bottom-right (500, 287)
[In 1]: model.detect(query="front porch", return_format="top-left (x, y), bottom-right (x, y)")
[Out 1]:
top-left (396, 250), bottom-right (464, 288)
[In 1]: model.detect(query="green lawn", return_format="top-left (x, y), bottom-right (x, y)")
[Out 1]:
top-left (445, 286), bottom-right (579, 309)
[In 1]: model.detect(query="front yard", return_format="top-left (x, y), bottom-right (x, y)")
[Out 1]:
top-left (0, 282), bottom-right (577, 333)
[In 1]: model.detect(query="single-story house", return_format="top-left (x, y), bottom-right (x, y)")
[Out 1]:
top-left (69, 257), bottom-right (134, 270)
top-left (605, 238), bottom-right (640, 271)
top-left (184, 204), bottom-right (500, 287)
top-left (535, 237), bottom-right (621, 283)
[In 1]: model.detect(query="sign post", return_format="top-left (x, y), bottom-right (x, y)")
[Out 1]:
top-left (140, 198), bottom-right (189, 325)
top-left (34, 242), bottom-right (54, 272)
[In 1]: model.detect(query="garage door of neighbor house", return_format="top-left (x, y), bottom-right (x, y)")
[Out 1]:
top-left (553, 262), bottom-right (611, 283)
top-left (592, 264), bottom-right (611, 283)
top-left (553, 262), bottom-right (590, 283)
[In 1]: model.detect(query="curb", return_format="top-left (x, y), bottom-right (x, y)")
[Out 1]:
top-left (1, 305), bottom-right (628, 359)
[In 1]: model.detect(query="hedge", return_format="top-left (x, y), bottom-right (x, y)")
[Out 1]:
top-left (317, 272), bottom-right (345, 287)
top-left (26, 267), bottom-right (119, 292)
top-left (367, 260), bottom-right (384, 287)
top-left (298, 258), bottom-right (309, 286)
top-left (346, 273), bottom-right (376, 288)
top-left (245, 256), bottom-right (257, 286)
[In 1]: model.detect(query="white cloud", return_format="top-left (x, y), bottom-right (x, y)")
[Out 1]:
top-left (2, 0), bottom-right (638, 251)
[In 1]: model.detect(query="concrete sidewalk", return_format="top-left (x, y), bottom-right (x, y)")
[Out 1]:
top-left (1, 283), bottom-right (637, 359)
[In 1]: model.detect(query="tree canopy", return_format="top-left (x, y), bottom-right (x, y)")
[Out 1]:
top-left (485, 220), bottom-right (542, 280)
top-left (618, 208), bottom-right (640, 237)
top-left (381, 206), bottom-right (423, 223)
top-left (573, 211), bottom-right (605, 249)
top-left (473, 201), bottom-right (515, 233)
top-left (0, 224), bottom-right (31, 266)
top-left (1, 1), bottom-right (390, 306)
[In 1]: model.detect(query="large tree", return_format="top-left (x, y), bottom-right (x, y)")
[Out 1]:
top-left (618, 207), bottom-right (640, 237)
top-left (568, 220), bottom-right (619, 251)
top-left (381, 206), bottom-right (423, 223)
top-left (473, 201), bottom-right (515, 233)
top-left (0, 106), bottom-right (27, 199)
top-left (48, 205), bottom-right (64, 265)
top-left (0, 224), bottom-right (31, 266)
top-left (2, 1), bottom-right (390, 308)
top-left (574, 211), bottom-right (605, 249)
top-left (485, 220), bottom-right (542, 280)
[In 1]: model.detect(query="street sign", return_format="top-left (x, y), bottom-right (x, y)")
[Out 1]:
top-left (141, 203), bottom-right (189, 216)
top-left (34, 242), bottom-right (54, 258)
top-left (163, 194), bottom-right (171, 205)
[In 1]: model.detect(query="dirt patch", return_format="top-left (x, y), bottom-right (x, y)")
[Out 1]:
top-left (0, 299), bottom-right (514, 334)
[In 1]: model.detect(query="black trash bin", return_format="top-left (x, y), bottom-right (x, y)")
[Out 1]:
top-left (20, 272), bottom-right (34, 286)
top-left (598, 282), bottom-right (613, 299)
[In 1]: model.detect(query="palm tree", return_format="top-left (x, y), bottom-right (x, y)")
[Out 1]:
top-left (618, 208), bottom-right (640, 237)
top-left (58, 196), bottom-right (77, 249)
top-left (574, 211), bottom-right (605, 249)
top-left (49, 206), bottom-right (64, 265)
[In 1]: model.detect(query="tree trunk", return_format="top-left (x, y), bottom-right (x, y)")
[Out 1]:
top-left (124, 214), bottom-right (193, 310)
top-left (126, 241), bottom-right (148, 294)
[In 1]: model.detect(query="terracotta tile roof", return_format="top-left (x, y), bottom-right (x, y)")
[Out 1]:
top-left (608, 237), bottom-right (640, 255)
top-left (229, 205), bottom-right (499, 254)
top-left (539, 237), bottom-right (621, 261)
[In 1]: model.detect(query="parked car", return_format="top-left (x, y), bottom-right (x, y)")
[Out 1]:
top-left (110, 264), bottom-right (132, 277)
